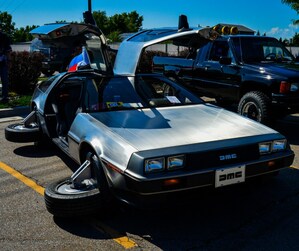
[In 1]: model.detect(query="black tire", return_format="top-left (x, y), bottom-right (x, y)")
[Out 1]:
top-left (237, 91), bottom-right (271, 124)
top-left (44, 178), bottom-right (103, 217)
top-left (44, 152), bottom-right (113, 217)
top-left (5, 123), bottom-right (41, 143)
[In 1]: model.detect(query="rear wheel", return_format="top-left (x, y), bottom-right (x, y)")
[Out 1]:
top-left (5, 123), bottom-right (41, 143)
top-left (238, 91), bottom-right (271, 124)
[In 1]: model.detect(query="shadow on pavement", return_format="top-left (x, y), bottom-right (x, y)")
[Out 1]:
top-left (274, 114), bottom-right (299, 145)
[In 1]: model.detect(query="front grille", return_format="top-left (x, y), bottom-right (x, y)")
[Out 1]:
top-left (186, 144), bottom-right (259, 170)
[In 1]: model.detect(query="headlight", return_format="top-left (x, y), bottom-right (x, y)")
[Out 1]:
top-left (259, 139), bottom-right (287, 155)
top-left (259, 142), bottom-right (272, 155)
top-left (145, 158), bottom-right (165, 173)
top-left (167, 155), bottom-right (185, 170)
top-left (272, 139), bottom-right (287, 152)
top-left (291, 83), bottom-right (299, 92)
top-left (145, 155), bottom-right (186, 173)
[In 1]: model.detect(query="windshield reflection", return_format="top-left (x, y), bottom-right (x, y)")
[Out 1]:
top-left (232, 37), bottom-right (294, 63)
top-left (83, 75), bottom-right (203, 112)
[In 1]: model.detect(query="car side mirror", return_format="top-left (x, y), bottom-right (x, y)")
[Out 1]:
top-left (219, 57), bottom-right (232, 65)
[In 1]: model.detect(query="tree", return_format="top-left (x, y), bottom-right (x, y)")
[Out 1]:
top-left (93, 10), bottom-right (143, 42)
top-left (107, 31), bottom-right (121, 42)
top-left (0, 11), bottom-right (15, 39)
top-left (1, 10), bottom-right (143, 43)
top-left (92, 11), bottom-right (109, 34)
top-left (291, 32), bottom-right (299, 45)
top-left (282, 0), bottom-right (299, 24)
top-left (13, 25), bottom-right (38, 42)
top-left (0, 11), bottom-right (35, 42)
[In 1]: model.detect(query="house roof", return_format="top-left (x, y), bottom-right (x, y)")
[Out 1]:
top-left (217, 23), bottom-right (255, 35)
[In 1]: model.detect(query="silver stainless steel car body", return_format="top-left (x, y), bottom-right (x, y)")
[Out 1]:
top-left (25, 70), bottom-right (294, 202)
top-left (5, 18), bottom-right (295, 213)
top-left (67, 103), bottom-right (280, 173)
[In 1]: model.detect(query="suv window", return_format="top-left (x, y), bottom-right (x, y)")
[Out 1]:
top-left (232, 37), bottom-right (294, 63)
top-left (209, 41), bottom-right (231, 61)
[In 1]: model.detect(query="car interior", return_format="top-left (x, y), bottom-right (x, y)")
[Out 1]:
top-left (48, 78), bottom-right (84, 142)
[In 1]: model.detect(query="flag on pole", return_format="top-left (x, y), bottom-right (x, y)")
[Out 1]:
top-left (68, 46), bottom-right (91, 72)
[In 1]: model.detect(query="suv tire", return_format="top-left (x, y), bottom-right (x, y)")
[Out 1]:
top-left (238, 91), bottom-right (271, 124)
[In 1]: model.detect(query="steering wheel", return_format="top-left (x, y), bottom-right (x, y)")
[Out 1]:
top-left (264, 52), bottom-right (276, 60)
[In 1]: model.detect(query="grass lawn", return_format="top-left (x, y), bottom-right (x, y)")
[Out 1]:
top-left (0, 77), bottom-right (48, 109)
top-left (0, 93), bottom-right (32, 109)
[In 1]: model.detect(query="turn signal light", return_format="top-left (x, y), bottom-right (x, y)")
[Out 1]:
top-left (163, 178), bottom-right (181, 187)
top-left (280, 81), bottom-right (291, 94)
top-left (267, 161), bottom-right (276, 167)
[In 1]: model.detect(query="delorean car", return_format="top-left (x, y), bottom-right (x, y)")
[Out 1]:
top-left (5, 19), bottom-right (294, 217)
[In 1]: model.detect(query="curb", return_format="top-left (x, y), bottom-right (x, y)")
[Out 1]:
top-left (0, 106), bottom-right (30, 118)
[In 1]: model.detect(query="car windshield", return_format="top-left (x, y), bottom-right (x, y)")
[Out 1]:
top-left (231, 37), bottom-right (294, 63)
top-left (84, 75), bottom-right (203, 112)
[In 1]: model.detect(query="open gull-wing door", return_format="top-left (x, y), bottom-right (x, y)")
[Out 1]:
top-left (30, 22), bottom-right (113, 73)
top-left (113, 26), bottom-right (214, 76)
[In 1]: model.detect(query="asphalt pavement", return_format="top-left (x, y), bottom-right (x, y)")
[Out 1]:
top-left (1, 102), bottom-right (298, 250)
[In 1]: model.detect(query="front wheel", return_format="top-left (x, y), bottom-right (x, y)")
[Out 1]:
top-left (237, 91), bottom-right (271, 124)
top-left (44, 177), bottom-right (103, 217)
top-left (44, 151), bottom-right (113, 217)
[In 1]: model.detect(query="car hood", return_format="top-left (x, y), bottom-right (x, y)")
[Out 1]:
top-left (90, 104), bottom-right (278, 152)
top-left (245, 62), bottom-right (299, 80)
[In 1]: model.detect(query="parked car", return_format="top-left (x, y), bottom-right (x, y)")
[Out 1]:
top-left (146, 18), bottom-right (299, 124)
top-left (5, 18), bottom-right (294, 217)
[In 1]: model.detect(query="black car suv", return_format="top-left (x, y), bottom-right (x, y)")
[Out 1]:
top-left (151, 21), bottom-right (299, 124)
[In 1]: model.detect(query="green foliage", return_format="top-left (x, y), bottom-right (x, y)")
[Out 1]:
top-left (93, 10), bottom-right (143, 42)
top-left (0, 11), bottom-right (15, 40)
top-left (107, 31), bottom-right (122, 42)
top-left (0, 93), bottom-right (32, 108)
top-left (1, 10), bottom-right (143, 43)
top-left (13, 25), bottom-right (38, 42)
top-left (0, 12), bottom-right (37, 42)
top-left (9, 51), bottom-right (45, 94)
top-left (92, 11), bottom-right (109, 33)
top-left (282, 0), bottom-right (299, 24)
top-left (291, 32), bottom-right (299, 45)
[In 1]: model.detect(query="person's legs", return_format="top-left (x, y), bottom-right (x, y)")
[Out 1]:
top-left (0, 64), bottom-right (9, 102)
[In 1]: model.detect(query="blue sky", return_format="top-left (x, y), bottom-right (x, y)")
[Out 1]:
top-left (1, 0), bottom-right (299, 39)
